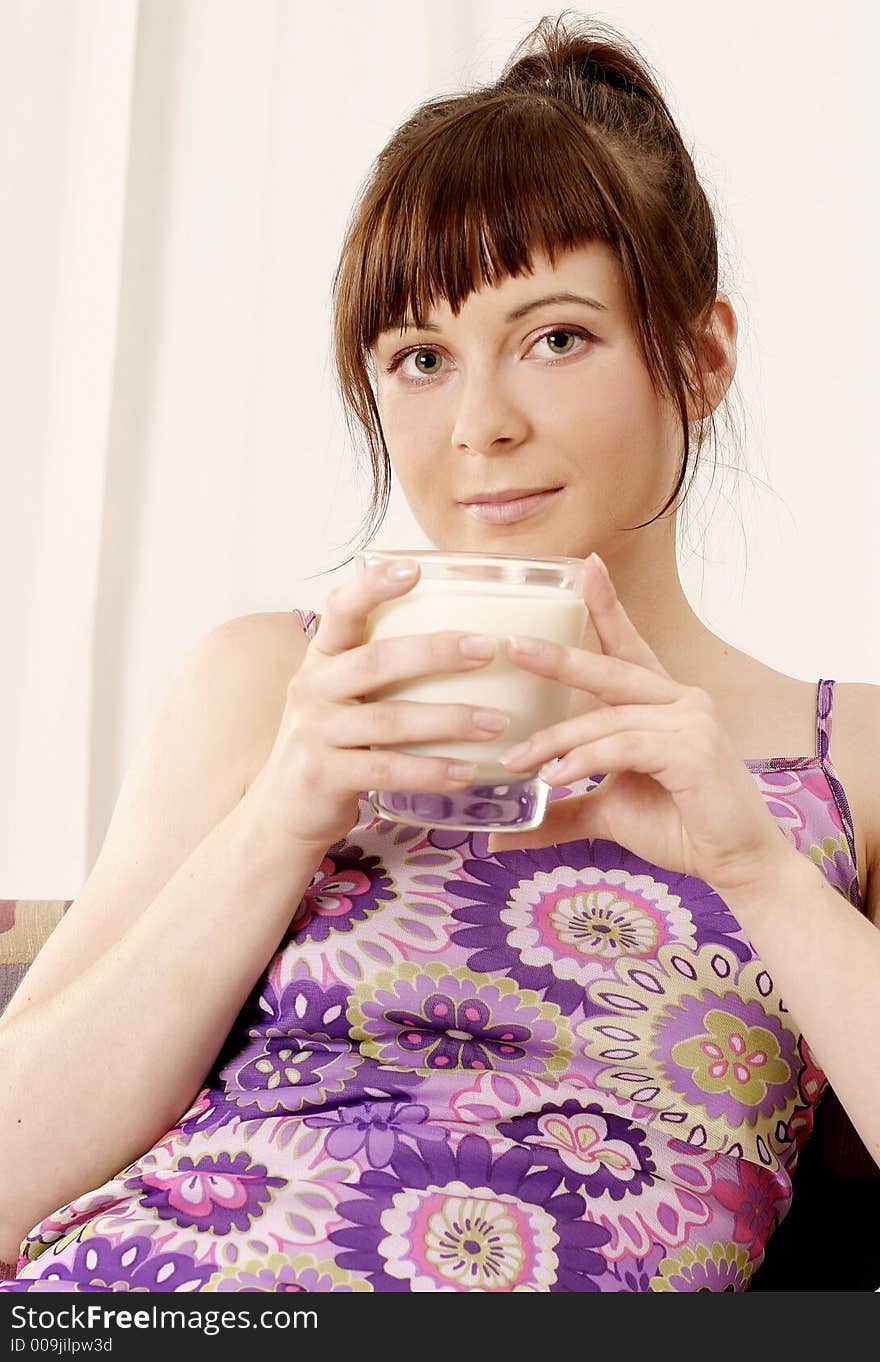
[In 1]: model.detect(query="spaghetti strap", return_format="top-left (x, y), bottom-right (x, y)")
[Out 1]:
top-left (291, 607), bottom-right (321, 641)
top-left (815, 678), bottom-right (835, 763)
top-left (815, 676), bottom-right (862, 912)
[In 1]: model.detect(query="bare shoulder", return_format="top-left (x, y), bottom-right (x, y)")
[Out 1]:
top-left (829, 682), bottom-right (880, 924)
top-left (0, 610), bottom-right (314, 1030)
top-left (216, 608), bottom-right (313, 674)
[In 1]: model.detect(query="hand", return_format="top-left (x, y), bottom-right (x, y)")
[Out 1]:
top-left (486, 554), bottom-right (795, 896)
top-left (244, 558), bottom-right (507, 854)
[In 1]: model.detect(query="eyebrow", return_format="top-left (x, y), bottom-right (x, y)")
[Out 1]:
top-left (383, 291), bottom-right (609, 338)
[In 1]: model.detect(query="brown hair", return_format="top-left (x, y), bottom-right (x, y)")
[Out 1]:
top-left (320, 10), bottom-right (743, 575)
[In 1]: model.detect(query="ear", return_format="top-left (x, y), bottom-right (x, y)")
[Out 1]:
top-left (686, 294), bottom-right (737, 422)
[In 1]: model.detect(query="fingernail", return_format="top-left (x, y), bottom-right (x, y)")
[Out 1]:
top-left (500, 741), bottom-right (531, 766)
top-left (386, 560), bottom-right (418, 579)
top-left (589, 552), bottom-right (609, 580)
top-left (459, 634), bottom-right (497, 659)
top-left (539, 759), bottom-right (563, 781)
top-left (473, 709), bottom-right (510, 733)
top-left (507, 635), bottom-right (543, 654)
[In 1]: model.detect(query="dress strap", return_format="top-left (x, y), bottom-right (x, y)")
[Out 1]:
top-left (814, 677), bottom-right (864, 915)
top-left (291, 608), bottom-right (321, 641)
top-left (815, 678), bottom-right (835, 763)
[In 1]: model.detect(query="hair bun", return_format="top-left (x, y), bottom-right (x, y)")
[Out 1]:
top-left (498, 16), bottom-right (658, 108)
top-left (575, 57), bottom-right (638, 96)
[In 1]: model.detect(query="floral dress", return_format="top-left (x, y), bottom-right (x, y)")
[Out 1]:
top-left (1, 610), bottom-right (864, 1292)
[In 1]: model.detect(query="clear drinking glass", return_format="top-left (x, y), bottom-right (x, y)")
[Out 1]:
top-left (355, 548), bottom-right (588, 833)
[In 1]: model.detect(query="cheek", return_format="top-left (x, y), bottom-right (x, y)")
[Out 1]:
top-left (378, 391), bottom-right (442, 460)
top-left (393, 459), bottom-right (436, 504)
top-left (378, 385), bottom-right (442, 428)
top-left (564, 363), bottom-right (669, 474)
top-left (378, 393), bottom-right (447, 494)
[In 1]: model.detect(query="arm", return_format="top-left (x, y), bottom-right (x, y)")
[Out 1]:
top-left (722, 842), bottom-right (880, 1171)
top-left (0, 801), bottom-right (324, 1266)
top-left (0, 614), bottom-right (315, 1264)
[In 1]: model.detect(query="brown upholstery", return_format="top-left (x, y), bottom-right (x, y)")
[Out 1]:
top-left (1, 899), bottom-right (877, 1289)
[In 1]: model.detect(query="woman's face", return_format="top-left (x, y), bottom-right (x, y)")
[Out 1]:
top-left (371, 240), bottom-right (684, 560)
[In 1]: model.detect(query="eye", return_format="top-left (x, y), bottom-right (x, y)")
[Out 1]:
top-left (388, 348), bottom-right (446, 383)
top-left (385, 326), bottom-right (594, 385)
top-left (536, 329), bottom-right (584, 358)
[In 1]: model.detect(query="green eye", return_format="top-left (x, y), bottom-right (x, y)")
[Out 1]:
top-left (387, 326), bottom-right (593, 385)
top-left (543, 330), bottom-right (579, 355)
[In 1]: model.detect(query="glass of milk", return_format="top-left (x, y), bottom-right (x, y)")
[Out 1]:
top-left (355, 548), bottom-right (588, 833)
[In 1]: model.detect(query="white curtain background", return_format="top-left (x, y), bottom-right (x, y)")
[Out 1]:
top-left (2, 0), bottom-right (878, 897)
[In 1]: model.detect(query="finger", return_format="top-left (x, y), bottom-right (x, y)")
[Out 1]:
top-left (499, 702), bottom-right (682, 772)
top-left (320, 744), bottom-right (488, 795)
top-left (309, 557), bottom-right (422, 657)
top-left (504, 635), bottom-right (682, 706)
top-left (308, 630), bottom-right (499, 704)
top-left (537, 725), bottom-right (691, 787)
top-left (583, 554), bottom-right (670, 676)
top-left (313, 698), bottom-right (511, 749)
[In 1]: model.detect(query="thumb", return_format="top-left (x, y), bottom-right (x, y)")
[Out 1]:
top-left (486, 782), bottom-right (610, 854)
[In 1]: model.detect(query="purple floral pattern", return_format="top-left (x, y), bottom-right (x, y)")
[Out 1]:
top-left (124, 1151), bottom-right (286, 1234)
top-left (287, 848), bottom-right (386, 942)
top-left (329, 1133), bottom-right (612, 1291)
top-left (447, 838), bottom-right (750, 1015)
top-left (576, 943), bottom-right (801, 1165)
top-left (205, 1251), bottom-right (372, 1292)
top-left (649, 1241), bottom-right (754, 1291)
top-left (713, 1158), bottom-right (789, 1259)
top-left (497, 1098), bottom-right (656, 1198)
top-left (304, 1100), bottom-right (445, 1167)
top-left (8, 1235), bottom-right (212, 1292)
top-left (284, 835), bottom-right (460, 983)
top-left (347, 963), bottom-right (574, 1075)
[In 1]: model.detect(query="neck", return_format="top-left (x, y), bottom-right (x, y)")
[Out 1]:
top-left (576, 519), bottom-right (726, 698)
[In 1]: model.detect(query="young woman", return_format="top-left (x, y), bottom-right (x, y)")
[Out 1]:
top-left (1, 13), bottom-right (878, 1293)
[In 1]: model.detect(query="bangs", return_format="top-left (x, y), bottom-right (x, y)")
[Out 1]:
top-left (352, 98), bottom-right (630, 351)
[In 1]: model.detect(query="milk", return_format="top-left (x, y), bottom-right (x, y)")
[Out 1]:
top-left (363, 577), bottom-right (588, 783)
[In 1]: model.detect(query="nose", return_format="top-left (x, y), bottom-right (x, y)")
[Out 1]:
top-left (450, 368), bottom-right (529, 456)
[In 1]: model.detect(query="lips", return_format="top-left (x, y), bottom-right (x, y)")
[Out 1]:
top-left (463, 486), bottom-right (559, 504)
top-left (462, 488), bottom-right (562, 525)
